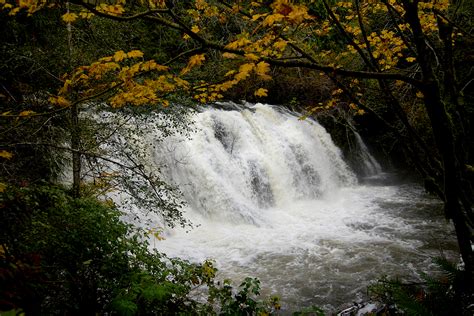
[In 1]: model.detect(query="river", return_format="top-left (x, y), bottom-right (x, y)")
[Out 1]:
top-left (122, 103), bottom-right (459, 313)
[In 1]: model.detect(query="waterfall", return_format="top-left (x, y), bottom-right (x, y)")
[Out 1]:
top-left (353, 131), bottom-right (383, 177)
top-left (154, 102), bottom-right (357, 224)
top-left (116, 102), bottom-right (456, 313)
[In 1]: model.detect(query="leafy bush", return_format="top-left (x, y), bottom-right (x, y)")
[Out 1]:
top-left (0, 184), bottom-right (278, 315)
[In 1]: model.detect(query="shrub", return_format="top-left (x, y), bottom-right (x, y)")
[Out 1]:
top-left (0, 184), bottom-right (278, 315)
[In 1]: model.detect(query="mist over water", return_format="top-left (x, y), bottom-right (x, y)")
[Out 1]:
top-left (144, 103), bottom-right (457, 312)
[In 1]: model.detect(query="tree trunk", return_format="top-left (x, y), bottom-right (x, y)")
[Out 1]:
top-left (403, 0), bottom-right (473, 277)
top-left (71, 103), bottom-right (81, 198)
top-left (66, 1), bottom-right (81, 198)
top-left (423, 81), bottom-right (473, 276)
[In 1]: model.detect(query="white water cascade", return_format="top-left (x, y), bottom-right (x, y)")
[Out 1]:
top-left (155, 103), bottom-right (356, 225)
top-left (353, 131), bottom-right (383, 177)
top-left (135, 103), bottom-right (456, 313)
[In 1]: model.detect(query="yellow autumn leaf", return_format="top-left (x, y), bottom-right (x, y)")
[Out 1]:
top-left (0, 182), bottom-right (6, 193)
top-left (98, 4), bottom-right (125, 15)
top-left (127, 50), bottom-right (144, 58)
top-left (140, 60), bottom-right (169, 72)
top-left (79, 11), bottom-right (94, 19)
top-left (273, 39), bottom-right (287, 51)
top-left (0, 150), bottom-right (13, 160)
top-left (254, 88), bottom-right (268, 97)
top-left (222, 52), bottom-right (238, 59)
top-left (235, 63), bottom-right (255, 81)
top-left (225, 36), bottom-right (252, 49)
top-left (9, 7), bottom-right (20, 15)
top-left (113, 50), bottom-right (128, 62)
top-left (50, 96), bottom-right (71, 107)
top-left (252, 13), bottom-right (268, 21)
top-left (99, 56), bottom-right (113, 62)
top-left (18, 110), bottom-right (35, 117)
top-left (111, 5), bottom-right (125, 15)
top-left (181, 54), bottom-right (206, 75)
top-left (225, 70), bottom-right (236, 77)
top-left (189, 54), bottom-right (206, 67)
top-left (62, 12), bottom-right (78, 23)
top-left (255, 61), bottom-right (271, 80)
top-left (262, 13), bottom-right (284, 26)
top-left (288, 5), bottom-right (311, 24)
top-left (191, 25), bottom-right (200, 33)
top-left (416, 91), bottom-right (424, 98)
top-left (245, 53), bottom-right (259, 61)
top-left (195, 0), bottom-right (207, 10)
top-left (239, 63), bottom-right (254, 73)
top-left (406, 57), bottom-right (416, 63)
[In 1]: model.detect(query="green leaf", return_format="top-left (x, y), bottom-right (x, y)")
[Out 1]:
top-left (110, 299), bottom-right (138, 316)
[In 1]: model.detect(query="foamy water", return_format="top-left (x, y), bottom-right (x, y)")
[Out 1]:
top-left (157, 184), bottom-right (456, 312)
top-left (111, 103), bottom-right (458, 312)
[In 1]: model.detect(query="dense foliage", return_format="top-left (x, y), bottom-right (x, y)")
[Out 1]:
top-left (0, 184), bottom-right (280, 314)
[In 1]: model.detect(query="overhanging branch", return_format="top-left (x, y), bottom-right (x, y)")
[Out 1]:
top-left (72, 0), bottom-right (424, 90)
top-left (264, 58), bottom-right (424, 88)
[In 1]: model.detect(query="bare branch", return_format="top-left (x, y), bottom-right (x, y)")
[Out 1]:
top-left (164, 47), bottom-right (204, 66)
top-left (434, 8), bottom-right (474, 39)
top-left (7, 142), bottom-right (137, 170)
top-left (264, 58), bottom-right (424, 88)
top-left (72, 1), bottom-right (169, 20)
top-left (322, 0), bottom-right (376, 71)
